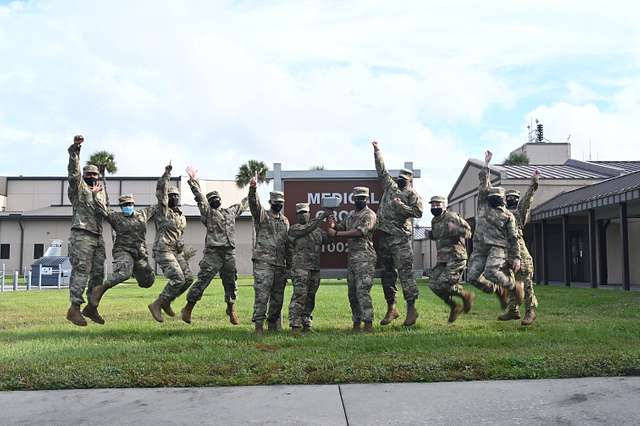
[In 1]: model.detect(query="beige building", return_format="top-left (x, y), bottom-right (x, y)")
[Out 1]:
top-left (0, 175), bottom-right (255, 276)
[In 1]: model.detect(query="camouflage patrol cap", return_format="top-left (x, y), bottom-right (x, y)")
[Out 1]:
top-left (83, 164), bottom-right (100, 175)
top-left (168, 186), bottom-right (180, 196)
top-left (399, 168), bottom-right (413, 179)
top-left (352, 186), bottom-right (369, 198)
top-left (429, 195), bottom-right (446, 204)
top-left (118, 194), bottom-right (135, 204)
top-left (296, 203), bottom-right (309, 213)
top-left (270, 191), bottom-right (285, 202)
top-left (488, 187), bottom-right (506, 198)
top-left (505, 189), bottom-right (521, 198)
top-left (206, 190), bottom-right (220, 201)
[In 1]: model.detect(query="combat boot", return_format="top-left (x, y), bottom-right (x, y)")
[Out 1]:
top-left (89, 284), bottom-right (108, 307)
top-left (226, 302), bottom-right (239, 325)
top-left (461, 291), bottom-right (475, 314)
top-left (448, 302), bottom-right (463, 323)
top-left (498, 307), bottom-right (521, 321)
top-left (66, 303), bottom-right (87, 327)
top-left (403, 300), bottom-right (418, 327)
top-left (302, 324), bottom-right (312, 334)
top-left (267, 319), bottom-right (280, 332)
top-left (521, 308), bottom-right (537, 326)
top-left (81, 304), bottom-right (105, 325)
top-left (380, 303), bottom-right (400, 325)
top-left (160, 299), bottom-right (176, 317)
top-left (255, 321), bottom-right (264, 336)
top-left (363, 322), bottom-right (374, 333)
top-left (291, 326), bottom-right (302, 336)
top-left (495, 287), bottom-right (509, 310)
top-left (181, 301), bottom-right (195, 324)
top-left (351, 321), bottom-right (362, 333)
top-left (148, 298), bottom-right (164, 323)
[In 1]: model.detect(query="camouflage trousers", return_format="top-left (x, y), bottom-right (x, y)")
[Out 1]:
top-left (379, 233), bottom-right (419, 304)
top-left (428, 259), bottom-right (467, 304)
top-left (516, 253), bottom-right (538, 311)
top-left (252, 261), bottom-right (287, 324)
top-left (347, 259), bottom-right (375, 323)
top-left (467, 245), bottom-right (515, 294)
top-left (187, 246), bottom-right (238, 304)
top-left (288, 269), bottom-right (321, 328)
top-left (154, 249), bottom-right (194, 303)
top-left (107, 249), bottom-right (155, 289)
top-left (68, 229), bottom-right (106, 305)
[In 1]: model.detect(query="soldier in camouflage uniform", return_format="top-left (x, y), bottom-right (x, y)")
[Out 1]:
top-left (148, 163), bottom-right (194, 323)
top-left (467, 151), bottom-right (524, 319)
top-left (428, 195), bottom-right (475, 323)
top-left (88, 193), bottom-right (158, 315)
top-left (287, 203), bottom-right (327, 335)
top-left (327, 187), bottom-right (377, 333)
top-left (248, 176), bottom-right (290, 335)
top-left (372, 141), bottom-right (423, 327)
top-left (505, 170), bottom-right (540, 325)
top-left (180, 166), bottom-right (248, 325)
top-left (65, 135), bottom-right (108, 327)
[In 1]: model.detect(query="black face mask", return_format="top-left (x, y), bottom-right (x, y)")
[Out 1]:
top-left (354, 200), bottom-right (367, 210)
top-left (297, 213), bottom-right (310, 225)
top-left (83, 177), bottom-right (97, 187)
top-left (431, 207), bottom-right (443, 217)
top-left (271, 203), bottom-right (283, 213)
top-left (506, 198), bottom-right (519, 210)
top-left (168, 196), bottom-right (180, 208)
top-left (488, 197), bottom-right (504, 208)
top-left (209, 199), bottom-right (221, 209)
top-left (397, 178), bottom-right (408, 190)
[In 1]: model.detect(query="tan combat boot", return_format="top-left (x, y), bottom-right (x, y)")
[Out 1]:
top-left (521, 308), bottom-right (537, 326)
top-left (181, 301), bottom-right (195, 324)
top-left (363, 322), bottom-right (374, 333)
top-left (291, 326), bottom-right (302, 337)
top-left (351, 321), bottom-right (362, 333)
top-left (81, 304), bottom-right (105, 325)
top-left (267, 319), bottom-right (280, 332)
top-left (255, 321), bottom-right (264, 336)
top-left (160, 299), bottom-right (176, 317)
top-left (498, 307), bottom-right (521, 321)
top-left (461, 291), bottom-right (475, 314)
top-left (403, 301), bottom-right (418, 327)
top-left (448, 302), bottom-right (463, 323)
top-left (226, 302), bottom-right (239, 325)
top-left (148, 298), bottom-right (164, 323)
top-left (66, 303), bottom-right (87, 327)
top-left (89, 284), bottom-right (108, 307)
top-left (379, 303), bottom-right (400, 325)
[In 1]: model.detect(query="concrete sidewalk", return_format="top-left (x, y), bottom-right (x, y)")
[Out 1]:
top-left (2, 377), bottom-right (638, 425)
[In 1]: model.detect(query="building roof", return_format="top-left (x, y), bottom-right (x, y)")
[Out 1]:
top-left (531, 170), bottom-right (640, 220)
top-left (589, 161), bottom-right (640, 174)
top-left (413, 226), bottom-right (430, 240)
top-left (495, 164), bottom-right (610, 180)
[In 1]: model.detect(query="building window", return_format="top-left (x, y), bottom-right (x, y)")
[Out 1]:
top-left (0, 244), bottom-right (9, 259)
top-left (34, 244), bottom-right (44, 259)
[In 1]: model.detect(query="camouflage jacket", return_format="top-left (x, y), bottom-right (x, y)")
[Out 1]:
top-left (431, 210), bottom-right (471, 262)
top-left (249, 186), bottom-right (289, 267)
top-left (189, 178), bottom-right (247, 249)
top-left (374, 150), bottom-right (423, 238)
top-left (509, 175), bottom-right (539, 261)
top-left (153, 171), bottom-right (186, 253)
top-left (100, 204), bottom-right (158, 257)
top-left (67, 143), bottom-right (106, 236)
top-left (336, 207), bottom-right (377, 264)
top-left (288, 217), bottom-right (327, 271)
top-left (474, 169), bottom-right (520, 260)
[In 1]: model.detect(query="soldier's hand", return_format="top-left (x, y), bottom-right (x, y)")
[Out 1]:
top-left (512, 258), bottom-right (521, 272)
top-left (327, 215), bottom-right (336, 228)
top-left (533, 168), bottom-right (540, 178)
top-left (484, 150), bottom-right (493, 165)
top-left (73, 135), bottom-right (84, 145)
top-left (90, 181), bottom-right (103, 193)
top-left (249, 176), bottom-right (257, 188)
top-left (165, 162), bottom-right (173, 174)
top-left (327, 227), bottom-right (337, 237)
top-left (447, 222), bottom-right (458, 232)
top-left (317, 211), bottom-right (327, 221)
top-left (372, 141), bottom-right (379, 151)
top-left (186, 166), bottom-right (198, 180)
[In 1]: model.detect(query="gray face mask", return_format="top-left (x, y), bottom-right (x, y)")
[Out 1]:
top-left (297, 212), bottom-right (310, 224)
top-left (488, 196), bottom-right (504, 208)
top-left (271, 203), bottom-right (283, 213)
top-left (354, 199), bottom-right (367, 210)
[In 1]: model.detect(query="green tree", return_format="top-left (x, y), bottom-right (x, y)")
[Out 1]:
top-left (503, 152), bottom-right (530, 165)
top-left (87, 151), bottom-right (118, 176)
top-left (235, 160), bottom-right (270, 188)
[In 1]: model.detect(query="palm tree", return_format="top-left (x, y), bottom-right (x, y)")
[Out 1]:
top-left (503, 152), bottom-right (530, 165)
top-left (87, 151), bottom-right (118, 176)
top-left (235, 160), bottom-right (270, 188)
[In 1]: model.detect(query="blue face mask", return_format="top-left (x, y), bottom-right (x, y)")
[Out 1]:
top-left (121, 205), bottom-right (135, 216)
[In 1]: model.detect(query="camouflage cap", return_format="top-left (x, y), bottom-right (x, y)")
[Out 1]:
top-left (83, 164), bottom-right (100, 175)
top-left (488, 187), bottom-right (506, 198)
top-left (206, 190), bottom-right (220, 201)
top-left (168, 186), bottom-right (180, 196)
top-left (505, 189), bottom-right (521, 198)
top-left (352, 186), bottom-right (369, 198)
top-left (399, 168), bottom-right (413, 179)
top-left (429, 195), bottom-right (446, 204)
top-left (270, 191), bottom-right (285, 202)
top-left (118, 194), bottom-right (135, 204)
top-left (295, 202), bottom-right (310, 213)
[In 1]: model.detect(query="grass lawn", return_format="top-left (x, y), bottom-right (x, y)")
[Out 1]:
top-left (1, 278), bottom-right (639, 390)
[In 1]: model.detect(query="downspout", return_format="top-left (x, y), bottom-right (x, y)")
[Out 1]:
top-left (16, 215), bottom-right (24, 273)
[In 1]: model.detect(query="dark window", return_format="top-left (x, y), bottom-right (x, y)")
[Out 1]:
top-left (0, 244), bottom-right (9, 259)
top-left (34, 244), bottom-right (44, 259)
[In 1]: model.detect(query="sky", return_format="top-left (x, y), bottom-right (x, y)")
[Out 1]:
top-left (1, 0), bottom-right (640, 220)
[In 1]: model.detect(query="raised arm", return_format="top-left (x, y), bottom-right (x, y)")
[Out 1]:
top-left (288, 214), bottom-right (326, 239)
top-left (477, 150), bottom-right (493, 206)
top-left (372, 141), bottom-right (396, 190)
top-left (248, 177), bottom-right (266, 223)
top-left (188, 177), bottom-right (209, 221)
top-left (448, 213), bottom-right (472, 239)
top-left (67, 135), bottom-right (84, 203)
top-left (156, 163), bottom-right (172, 217)
top-left (231, 197), bottom-right (249, 218)
top-left (517, 170), bottom-right (540, 226)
